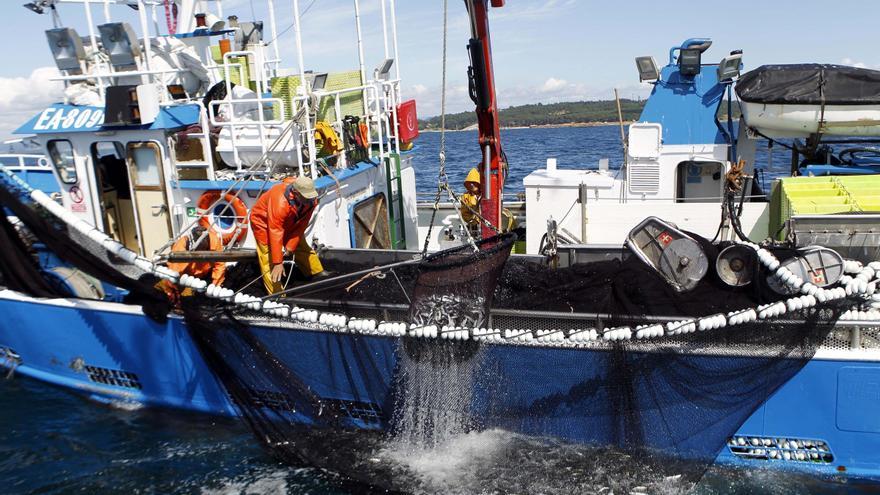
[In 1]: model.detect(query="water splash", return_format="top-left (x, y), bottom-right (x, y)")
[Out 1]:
top-left (378, 429), bottom-right (695, 495)
top-left (390, 340), bottom-right (485, 451)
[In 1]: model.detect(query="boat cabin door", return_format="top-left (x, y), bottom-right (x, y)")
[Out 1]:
top-left (91, 142), bottom-right (139, 252)
top-left (126, 142), bottom-right (173, 256)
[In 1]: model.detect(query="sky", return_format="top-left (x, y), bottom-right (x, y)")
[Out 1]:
top-left (3, 0), bottom-right (880, 140)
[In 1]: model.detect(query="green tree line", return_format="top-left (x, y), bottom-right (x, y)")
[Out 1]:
top-left (420, 99), bottom-right (646, 130)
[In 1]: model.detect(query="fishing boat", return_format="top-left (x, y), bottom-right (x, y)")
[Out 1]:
top-left (1, 0), bottom-right (880, 490)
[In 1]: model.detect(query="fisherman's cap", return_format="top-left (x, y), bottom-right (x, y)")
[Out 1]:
top-left (290, 175), bottom-right (318, 200)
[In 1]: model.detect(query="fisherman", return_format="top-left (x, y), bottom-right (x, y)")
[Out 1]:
top-left (250, 175), bottom-right (325, 294)
top-left (459, 168), bottom-right (482, 236)
top-left (459, 167), bottom-right (517, 237)
top-left (161, 226), bottom-right (226, 305)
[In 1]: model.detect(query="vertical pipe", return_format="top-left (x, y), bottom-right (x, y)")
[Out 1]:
top-left (82, 0), bottom-right (104, 96)
top-left (293, 0), bottom-right (316, 175)
top-left (103, 0), bottom-right (111, 22)
top-left (353, 0), bottom-right (367, 87)
top-left (267, 0), bottom-right (281, 74)
top-left (137, 0), bottom-right (153, 82)
top-left (379, 0), bottom-right (389, 59)
top-left (83, 0), bottom-right (98, 60)
top-left (150, 3), bottom-right (161, 37)
top-left (614, 88), bottom-right (627, 163)
top-left (727, 84), bottom-right (737, 163)
top-left (579, 182), bottom-right (587, 244)
top-left (216, 0), bottom-right (224, 19)
top-left (483, 144), bottom-right (491, 201)
top-left (389, 0), bottom-right (400, 80)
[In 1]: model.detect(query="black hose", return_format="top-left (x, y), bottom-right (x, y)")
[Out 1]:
top-left (727, 192), bottom-right (753, 243)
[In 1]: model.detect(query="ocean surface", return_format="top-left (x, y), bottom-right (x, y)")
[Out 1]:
top-left (0, 126), bottom-right (858, 494)
top-left (408, 125), bottom-right (793, 195)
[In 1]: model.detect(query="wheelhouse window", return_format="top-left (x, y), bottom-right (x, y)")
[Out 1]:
top-left (47, 139), bottom-right (77, 184)
top-left (126, 142), bottom-right (162, 188)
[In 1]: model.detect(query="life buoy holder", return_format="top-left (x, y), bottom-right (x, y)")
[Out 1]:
top-left (197, 191), bottom-right (249, 245)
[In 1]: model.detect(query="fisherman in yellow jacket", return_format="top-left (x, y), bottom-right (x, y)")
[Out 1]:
top-left (459, 168), bottom-right (482, 236)
top-left (460, 167), bottom-right (517, 236)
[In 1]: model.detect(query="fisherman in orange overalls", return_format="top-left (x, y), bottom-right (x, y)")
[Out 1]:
top-left (250, 175), bottom-right (325, 295)
top-left (161, 225), bottom-right (227, 305)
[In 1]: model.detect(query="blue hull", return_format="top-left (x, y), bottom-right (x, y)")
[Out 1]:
top-left (1, 290), bottom-right (879, 480)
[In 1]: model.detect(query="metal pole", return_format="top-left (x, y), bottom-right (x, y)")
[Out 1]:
top-left (137, 0), bottom-right (153, 84)
top-left (150, 2), bottom-right (160, 37)
top-left (264, 257), bottom-right (422, 299)
top-left (293, 0), bottom-right (316, 175)
top-left (82, 0), bottom-right (98, 57)
top-left (483, 144), bottom-right (491, 200)
top-left (103, 0), bottom-right (111, 22)
top-left (353, 0), bottom-right (367, 87)
top-left (614, 88), bottom-right (627, 162)
top-left (579, 182), bottom-right (587, 244)
top-left (82, 0), bottom-right (101, 95)
top-left (614, 88), bottom-right (628, 204)
top-left (379, 0), bottom-right (389, 59)
top-left (216, 0), bottom-right (223, 19)
top-left (389, 0), bottom-right (400, 80)
top-left (354, 0), bottom-right (370, 118)
top-left (267, 0), bottom-right (281, 75)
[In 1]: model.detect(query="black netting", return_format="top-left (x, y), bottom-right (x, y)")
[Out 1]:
top-left (0, 176), bottom-right (850, 492)
top-left (409, 233), bottom-right (516, 329)
top-left (0, 207), bottom-right (58, 297)
top-left (0, 181), bottom-right (169, 320)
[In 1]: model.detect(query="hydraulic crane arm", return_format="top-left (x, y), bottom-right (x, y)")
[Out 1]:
top-left (464, 0), bottom-right (505, 238)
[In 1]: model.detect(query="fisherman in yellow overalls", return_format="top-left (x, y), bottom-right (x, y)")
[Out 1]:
top-left (459, 168), bottom-right (483, 238)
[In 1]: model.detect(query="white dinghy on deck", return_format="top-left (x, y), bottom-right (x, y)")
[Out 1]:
top-left (737, 64), bottom-right (880, 138)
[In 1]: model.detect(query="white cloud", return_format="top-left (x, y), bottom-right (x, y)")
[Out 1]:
top-left (539, 77), bottom-right (568, 93)
top-left (0, 66), bottom-right (64, 140)
top-left (841, 58), bottom-right (873, 69)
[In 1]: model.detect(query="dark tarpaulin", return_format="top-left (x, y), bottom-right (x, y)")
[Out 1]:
top-left (736, 64), bottom-right (880, 105)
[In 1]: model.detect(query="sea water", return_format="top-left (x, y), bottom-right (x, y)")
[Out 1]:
top-left (0, 126), bottom-right (860, 494)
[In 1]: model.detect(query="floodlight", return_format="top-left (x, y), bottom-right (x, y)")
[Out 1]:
top-left (635, 56), bottom-right (659, 82)
top-left (98, 22), bottom-right (141, 68)
top-left (310, 72), bottom-right (328, 91)
top-left (375, 58), bottom-right (394, 81)
top-left (45, 28), bottom-right (85, 72)
top-left (717, 51), bottom-right (743, 81)
top-left (678, 48), bottom-right (702, 77)
top-left (24, 2), bottom-right (46, 14)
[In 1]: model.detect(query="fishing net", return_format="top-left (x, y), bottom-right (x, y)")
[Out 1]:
top-left (408, 232), bottom-right (516, 329)
top-left (0, 182), bottom-right (169, 320)
top-left (0, 175), bottom-right (850, 492)
top-left (213, 233), bottom-right (844, 492)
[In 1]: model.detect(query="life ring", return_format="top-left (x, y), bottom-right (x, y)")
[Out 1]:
top-left (197, 191), bottom-right (249, 245)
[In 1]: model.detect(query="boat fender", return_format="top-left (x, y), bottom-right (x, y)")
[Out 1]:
top-left (197, 191), bottom-right (249, 245)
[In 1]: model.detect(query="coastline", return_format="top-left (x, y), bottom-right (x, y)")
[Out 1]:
top-left (420, 121), bottom-right (635, 132)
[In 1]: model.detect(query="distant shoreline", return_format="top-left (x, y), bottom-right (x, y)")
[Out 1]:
top-left (421, 121), bottom-right (634, 132)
